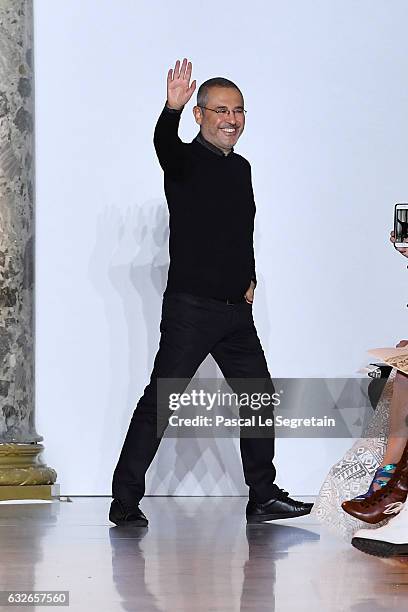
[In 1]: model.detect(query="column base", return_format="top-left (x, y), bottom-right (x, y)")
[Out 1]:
top-left (0, 444), bottom-right (58, 501)
top-left (0, 483), bottom-right (60, 501)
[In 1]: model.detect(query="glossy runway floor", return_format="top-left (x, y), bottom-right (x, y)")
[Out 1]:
top-left (0, 497), bottom-right (407, 611)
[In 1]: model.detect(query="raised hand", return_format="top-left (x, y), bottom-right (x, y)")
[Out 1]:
top-left (167, 58), bottom-right (196, 111)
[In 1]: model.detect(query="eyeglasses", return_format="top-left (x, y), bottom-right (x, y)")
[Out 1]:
top-left (199, 106), bottom-right (247, 116)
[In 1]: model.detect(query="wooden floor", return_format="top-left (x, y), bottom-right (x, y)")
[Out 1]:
top-left (0, 496), bottom-right (407, 611)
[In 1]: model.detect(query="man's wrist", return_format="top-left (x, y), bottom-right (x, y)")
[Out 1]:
top-left (165, 101), bottom-right (184, 113)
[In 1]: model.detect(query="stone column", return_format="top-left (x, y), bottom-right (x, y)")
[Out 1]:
top-left (0, 0), bottom-right (58, 499)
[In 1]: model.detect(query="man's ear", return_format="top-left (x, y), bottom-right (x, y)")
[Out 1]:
top-left (193, 105), bottom-right (203, 126)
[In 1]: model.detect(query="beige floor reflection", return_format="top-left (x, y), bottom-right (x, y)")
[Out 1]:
top-left (2, 498), bottom-right (407, 611)
top-left (109, 527), bottom-right (159, 611)
top-left (312, 547), bottom-right (408, 611)
top-left (109, 497), bottom-right (320, 612)
top-left (240, 523), bottom-right (320, 611)
top-left (0, 502), bottom-right (59, 597)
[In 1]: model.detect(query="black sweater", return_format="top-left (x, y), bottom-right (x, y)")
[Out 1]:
top-left (153, 104), bottom-right (257, 300)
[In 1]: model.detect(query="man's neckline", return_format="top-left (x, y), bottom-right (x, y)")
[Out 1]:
top-left (194, 132), bottom-right (234, 157)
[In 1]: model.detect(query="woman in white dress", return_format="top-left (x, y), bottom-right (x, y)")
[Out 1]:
top-left (312, 231), bottom-right (408, 540)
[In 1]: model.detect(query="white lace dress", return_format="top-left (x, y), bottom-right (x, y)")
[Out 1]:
top-left (312, 370), bottom-right (395, 541)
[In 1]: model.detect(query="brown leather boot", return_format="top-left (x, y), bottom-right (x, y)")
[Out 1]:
top-left (341, 441), bottom-right (408, 524)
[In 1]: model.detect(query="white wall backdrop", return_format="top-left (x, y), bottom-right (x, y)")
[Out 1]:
top-left (34, 0), bottom-right (408, 495)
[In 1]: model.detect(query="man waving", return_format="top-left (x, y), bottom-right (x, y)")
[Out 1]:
top-left (110, 58), bottom-right (313, 527)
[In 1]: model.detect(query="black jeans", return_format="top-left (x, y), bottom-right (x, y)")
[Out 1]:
top-left (112, 291), bottom-right (278, 506)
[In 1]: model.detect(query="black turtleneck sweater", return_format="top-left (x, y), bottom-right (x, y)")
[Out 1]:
top-left (153, 103), bottom-right (257, 301)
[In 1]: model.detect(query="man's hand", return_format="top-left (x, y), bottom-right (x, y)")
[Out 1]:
top-left (244, 280), bottom-right (256, 304)
top-left (390, 230), bottom-right (408, 258)
top-left (167, 58), bottom-right (196, 111)
top-left (396, 340), bottom-right (408, 348)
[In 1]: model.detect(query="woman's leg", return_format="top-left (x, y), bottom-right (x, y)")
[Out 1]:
top-left (354, 370), bottom-right (408, 497)
top-left (381, 370), bottom-right (408, 466)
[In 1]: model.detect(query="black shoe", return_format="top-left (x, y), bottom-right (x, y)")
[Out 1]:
top-left (351, 537), bottom-right (408, 558)
top-left (246, 490), bottom-right (314, 523)
top-left (109, 499), bottom-right (148, 527)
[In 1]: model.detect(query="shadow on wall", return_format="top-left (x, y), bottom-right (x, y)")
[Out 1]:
top-left (89, 199), bottom-right (246, 496)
